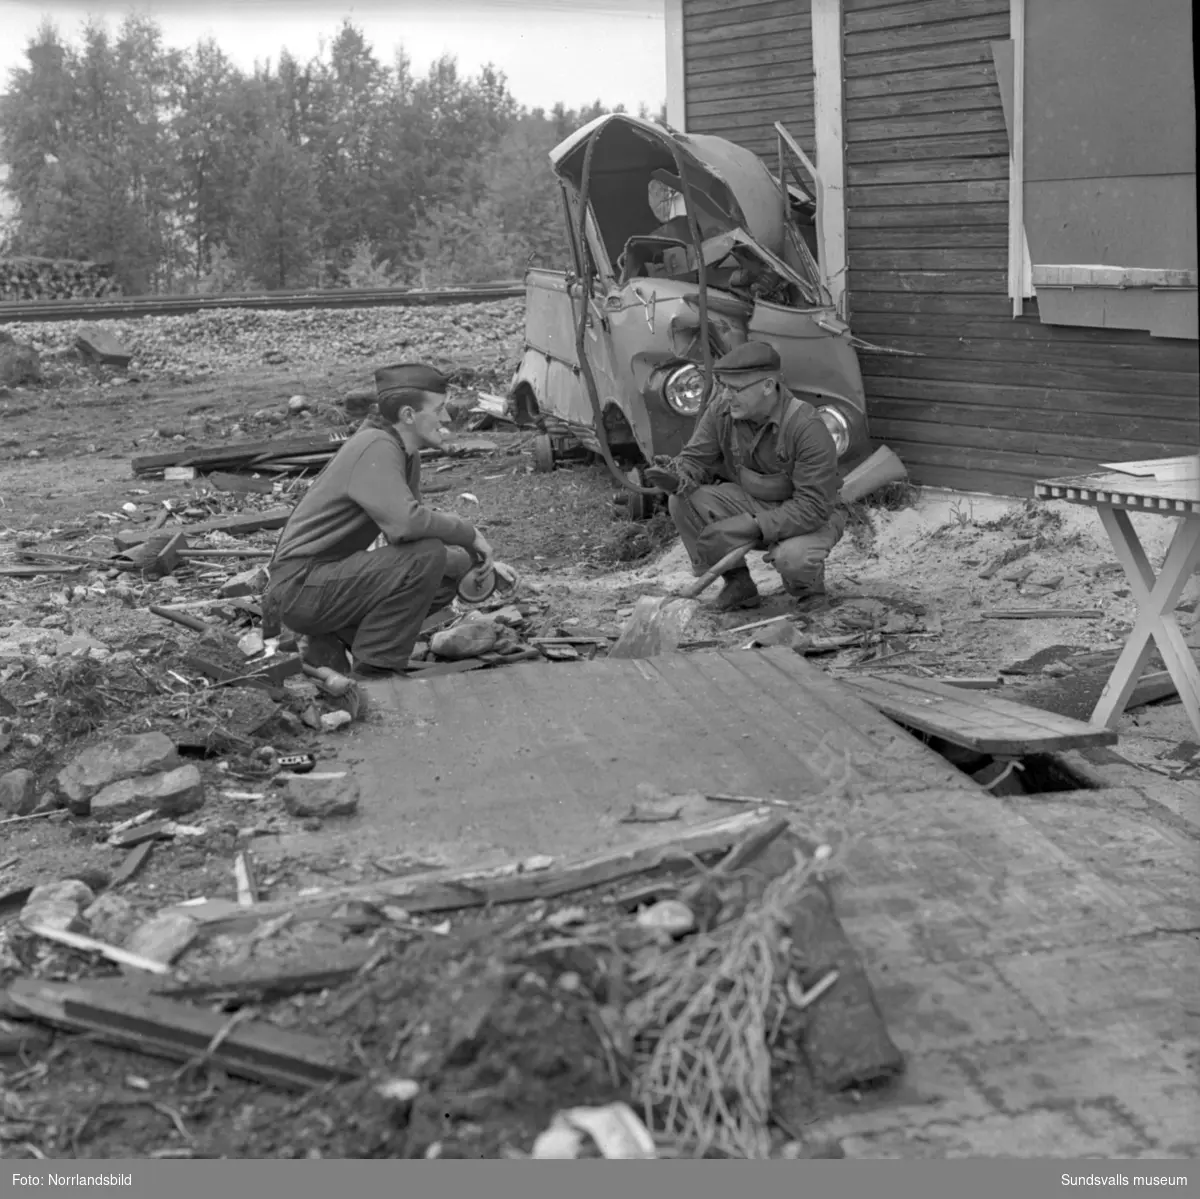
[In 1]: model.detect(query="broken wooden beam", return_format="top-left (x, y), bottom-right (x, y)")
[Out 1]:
top-left (132, 434), bottom-right (349, 477)
top-left (167, 807), bottom-right (780, 937)
top-left (114, 507), bottom-right (291, 551)
top-left (152, 948), bottom-right (377, 1003)
top-left (110, 840), bottom-right (155, 888)
top-left (5, 978), bottom-right (360, 1090)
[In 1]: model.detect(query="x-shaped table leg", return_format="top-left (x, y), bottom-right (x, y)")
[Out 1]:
top-left (1091, 507), bottom-right (1200, 737)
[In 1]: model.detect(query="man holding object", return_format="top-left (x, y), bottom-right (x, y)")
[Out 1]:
top-left (644, 341), bottom-right (846, 612)
top-left (264, 363), bottom-right (493, 680)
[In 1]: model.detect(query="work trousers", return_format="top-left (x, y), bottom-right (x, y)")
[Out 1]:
top-left (269, 541), bottom-right (473, 672)
top-left (669, 482), bottom-right (847, 594)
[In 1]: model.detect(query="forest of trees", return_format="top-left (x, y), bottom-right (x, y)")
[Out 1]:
top-left (0, 16), bottom-right (665, 295)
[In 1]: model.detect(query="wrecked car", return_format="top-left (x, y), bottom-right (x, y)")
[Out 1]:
top-left (508, 112), bottom-right (870, 517)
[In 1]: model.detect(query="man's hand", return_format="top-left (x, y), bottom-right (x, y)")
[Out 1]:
top-left (644, 456), bottom-right (681, 494)
top-left (469, 530), bottom-right (495, 573)
top-left (696, 513), bottom-right (761, 559)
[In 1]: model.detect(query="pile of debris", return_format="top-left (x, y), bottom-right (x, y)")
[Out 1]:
top-left (0, 801), bottom-right (903, 1159)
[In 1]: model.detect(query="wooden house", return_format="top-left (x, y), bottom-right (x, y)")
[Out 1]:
top-left (665, 0), bottom-right (1199, 495)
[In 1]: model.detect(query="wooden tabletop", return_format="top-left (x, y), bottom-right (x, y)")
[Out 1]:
top-left (1035, 455), bottom-right (1200, 515)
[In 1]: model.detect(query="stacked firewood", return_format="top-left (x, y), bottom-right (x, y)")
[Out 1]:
top-left (0, 257), bottom-right (120, 302)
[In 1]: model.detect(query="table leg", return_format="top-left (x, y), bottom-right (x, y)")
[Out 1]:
top-left (1091, 509), bottom-right (1200, 737)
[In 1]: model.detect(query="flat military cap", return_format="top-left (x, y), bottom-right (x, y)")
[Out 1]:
top-left (374, 362), bottom-right (449, 398)
top-left (712, 340), bottom-right (781, 376)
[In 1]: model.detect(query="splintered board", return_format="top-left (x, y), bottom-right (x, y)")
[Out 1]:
top-left (842, 672), bottom-right (1119, 755)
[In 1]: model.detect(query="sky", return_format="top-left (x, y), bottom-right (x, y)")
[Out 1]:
top-left (0, 0), bottom-right (668, 113)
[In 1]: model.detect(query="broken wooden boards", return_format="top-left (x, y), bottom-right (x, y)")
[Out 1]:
top-left (167, 807), bottom-right (782, 937)
top-left (5, 978), bottom-right (358, 1090)
top-left (114, 507), bottom-right (292, 552)
top-left (609, 595), bottom-right (699, 659)
top-left (843, 672), bottom-right (1120, 756)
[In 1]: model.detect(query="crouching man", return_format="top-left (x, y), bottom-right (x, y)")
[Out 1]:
top-left (263, 363), bottom-right (493, 680)
top-left (644, 341), bottom-right (846, 612)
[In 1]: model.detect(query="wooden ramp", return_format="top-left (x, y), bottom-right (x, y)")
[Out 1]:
top-left (841, 672), bottom-right (1120, 756)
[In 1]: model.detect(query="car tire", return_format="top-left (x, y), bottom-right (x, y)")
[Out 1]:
top-left (533, 433), bottom-right (555, 473)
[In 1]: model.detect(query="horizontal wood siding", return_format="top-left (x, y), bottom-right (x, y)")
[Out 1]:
top-left (844, 0), bottom-right (1200, 495)
top-left (682, 0), bottom-right (815, 158)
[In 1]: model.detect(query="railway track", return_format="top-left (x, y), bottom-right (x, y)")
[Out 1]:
top-left (0, 282), bottom-right (525, 324)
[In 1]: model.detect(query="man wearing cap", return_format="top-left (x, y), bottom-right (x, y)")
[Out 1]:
top-left (263, 363), bottom-right (495, 679)
top-left (644, 340), bottom-right (845, 611)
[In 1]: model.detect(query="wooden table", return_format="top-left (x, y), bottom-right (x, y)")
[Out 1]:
top-left (1035, 456), bottom-right (1200, 739)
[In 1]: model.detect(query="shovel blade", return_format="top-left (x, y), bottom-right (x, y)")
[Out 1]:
top-left (609, 595), bottom-right (700, 660)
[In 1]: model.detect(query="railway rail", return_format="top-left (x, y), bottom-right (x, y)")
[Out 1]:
top-left (0, 282), bottom-right (525, 324)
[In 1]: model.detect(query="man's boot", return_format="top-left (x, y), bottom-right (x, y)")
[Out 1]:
top-left (713, 566), bottom-right (760, 611)
top-left (301, 633), bottom-right (352, 675)
top-left (786, 565), bottom-right (828, 610)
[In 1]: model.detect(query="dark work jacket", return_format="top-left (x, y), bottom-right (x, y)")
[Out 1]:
top-left (671, 385), bottom-right (840, 543)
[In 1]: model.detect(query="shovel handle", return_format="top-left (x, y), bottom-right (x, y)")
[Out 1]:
top-left (680, 543), bottom-right (754, 600)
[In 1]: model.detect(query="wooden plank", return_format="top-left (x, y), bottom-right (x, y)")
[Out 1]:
top-left (688, 103), bottom-right (813, 129)
top-left (686, 0), bottom-right (806, 31)
top-left (689, 69), bottom-right (814, 102)
top-left (846, 60), bottom-right (1000, 98)
top-left (848, 109), bottom-right (1009, 145)
top-left (152, 948), bottom-right (378, 1002)
top-left (847, 131), bottom-right (1011, 164)
top-left (859, 351), bottom-right (1200, 399)
top-left (690, 90), bottom-right (814, 118)
top-left (113, 507), bottom-right (291, 550)
top-left (850, 331), bottom-right (1200, 375)
top-left (850, 312), bottom-right (1200, 361)
top-left (686, 42), bottom-right (813, 73)
top-left (844, 0), bottom-right (1005, 31)
top-left (1032, 266), bottom-right (1199, 290)
top-left (844, 41), bottom-right (1000, 76)
top-left (843, 673), bottom-right (1119, 755)
top-left (846, 85), bottom-right (1003, 121)
top-left (132, 433), bottom-right (347, 476)
top-left (852, 227), bottom-right (1011, 250)
top-left (848, 202), bottom-right (1009, 228)
top-left (685, 11), bottom-right (812, 47)
top-left (5, 979), bottom-right (359, 1091)
top-left (846, 12), bottom-right (1010, 54)
top-left (848, 180), bottom-right (1008, 206)
top-left (848, 156), bottom-right (1008, 187)
top-left (867, 399), bottom-right (1198, 445)
top-left (849, 268), bottom-right (1009, 293)
top-left (851, 248), bottom-right (1005, 271)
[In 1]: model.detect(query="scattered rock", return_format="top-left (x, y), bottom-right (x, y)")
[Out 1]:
top-left (124, 910), bottom-right (198, 967)
top-left (238, 630), bottom-right (265, 657)
top-left (0, 768), bottom-right (37, 816)
top-left (283, 774), bottom-right (361, 819)
top-left (75, 324), bottom-right (132, 368)
top-left (288, 395), bottom-right (311, 414)
top-left (31, 791), bottom-right (61, 815)
top-left (0, 339), bottom-right (42, 387)
top-left (20, 879), bottom-right (96, 934)
top-left (220, 565), bottom-right (270, 598)
top-left (320, 710), bottom-right (353, 732)
top-left (56, 731), bottom-right (182, 815)
top-left (89, 764), bottom-right (206, 821)
top-left (83, 892), bottom-right (140, 944)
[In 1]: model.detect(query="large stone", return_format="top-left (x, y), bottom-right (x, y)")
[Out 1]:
top-left (83, 892), bottom-right (139, 945)
top-left (75, 324), bottom-right (132, 368)
top-left (124, 910), bottom-right (197, 966)
top-left (0, 341), bottom-right (41, 388)
top-left (56, 732), bottom-right (181, 815)
top-left (20, 879), bottom-right (96, 934)
top-left (430, 622), bottom-right (499, 660)
top-left (283, 774), bottom-right (360, 819)
top-left (89, 764), bottom-right (205, 821)
top-left (0, 768), bottom-right (37, 816)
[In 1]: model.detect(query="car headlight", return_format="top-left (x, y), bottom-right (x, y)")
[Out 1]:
top-left (817, 405), bottom-right (851, 457)
top-left (663, 364), bottom-right (705, 416)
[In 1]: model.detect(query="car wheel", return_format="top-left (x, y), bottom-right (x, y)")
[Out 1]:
top-left (533, 433), bottom-right (555, 473)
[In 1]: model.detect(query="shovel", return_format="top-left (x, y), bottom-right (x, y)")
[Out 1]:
top-left (609, 445), bottom-right (908, 660)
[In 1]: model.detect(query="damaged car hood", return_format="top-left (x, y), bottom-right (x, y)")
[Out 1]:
top-left (549, 112), bottom-right (788, 258)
